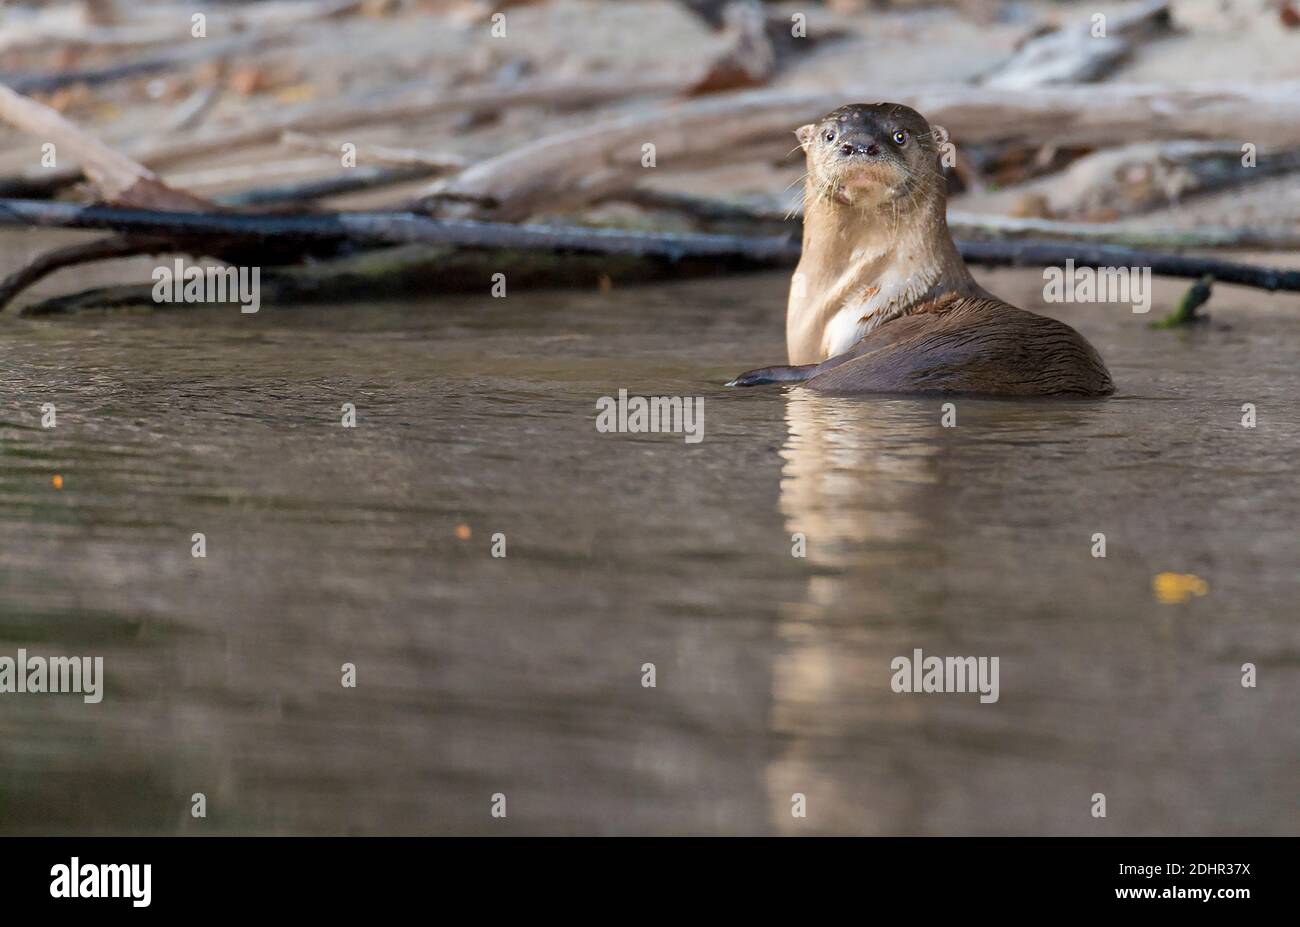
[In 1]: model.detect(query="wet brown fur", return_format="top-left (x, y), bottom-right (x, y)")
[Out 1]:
top-left (735, 102), bottom-right (1114, 398)
top-left (805, 295), bottom-right (1115, 396)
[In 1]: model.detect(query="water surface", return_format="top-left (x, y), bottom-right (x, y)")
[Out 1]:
top-left (1, 268), bottom-right (1296, 834)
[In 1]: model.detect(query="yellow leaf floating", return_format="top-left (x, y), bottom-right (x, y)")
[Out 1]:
top-left (1152, 572), bottom-right (1208, 605)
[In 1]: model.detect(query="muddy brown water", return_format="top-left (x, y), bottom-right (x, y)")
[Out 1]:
top-left (1, 267), bottom-right (1297, 835)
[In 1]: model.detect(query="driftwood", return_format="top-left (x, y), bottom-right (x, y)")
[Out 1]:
top-left (2, 15), bottom-right (1299, 323)
top-left (957, 241), bottom-right (1300, 292)
top-left (946, 213), bottom-right (1300, 252)
top-left (0, 76), bottom-right (681, 199)
top-left (2, 35), bottom-right (270, 95)
top-left (6, 80), bottom-right (1298, 212)
top-left (279, 131), bottom-right (468, 171)
top-left (982, 1), bottom-right (1174, 89)
top-left (164, 157), bottom-right (354, 193)
top-left (0, 82), bottom-right (212, 210)
top-left (216, 165), bottom-right (445, 208)
top-left (614, 188), bottom-right (795, 225)
top-left (0, 199), bottom-right (801, 260)
top-left (617, 188), bottom-right (1300, 251)
top-left (122, 76), bottom-right (686, 173)
top-left (15, 243), bottom-right (785, 316)
top-left (0, 234), bottom-right (164, 312)
top-left (0, 0), bottom-right (364, 52)
top-left (996, 141), bottom-right (1300, 219)
top-left (0, 166), bottom-right (79, 198)
top-left (165, 84), bottom-right (225, 134)
top-left (2, 199), bottom-right (1299, 317)
top-left (419, 81), bottom-right (1300, 221)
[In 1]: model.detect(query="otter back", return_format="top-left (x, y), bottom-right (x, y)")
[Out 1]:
top-left (804, 298), bottom-right (1115, 397)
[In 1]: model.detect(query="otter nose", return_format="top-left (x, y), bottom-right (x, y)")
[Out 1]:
top-left (840, 141), bottom-right (881, 157)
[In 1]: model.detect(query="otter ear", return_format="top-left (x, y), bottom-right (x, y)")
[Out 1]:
top-left (795, 124), bottom-right (816, 151)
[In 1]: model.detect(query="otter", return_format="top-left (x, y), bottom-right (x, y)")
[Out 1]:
top-left (727, 103), bottom-right (1114, 397)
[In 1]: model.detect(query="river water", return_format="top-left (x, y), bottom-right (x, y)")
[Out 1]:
top-left (1, 266), bottom-right (1296, 835)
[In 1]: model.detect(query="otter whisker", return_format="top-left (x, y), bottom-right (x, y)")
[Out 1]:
top-left (783, 171), bottom-right (812, 194)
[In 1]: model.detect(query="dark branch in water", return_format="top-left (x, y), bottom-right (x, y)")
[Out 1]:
top-left (0, 199), bottom-right (800, 312)
top-left (955, 241), bottom-right (1300, 293)
top-left (0, 235), bottom-right (167, 312)
top-left (1, 198), bottom-right (1298, 314)
top-left (0, 197), bottom-right (802, 260)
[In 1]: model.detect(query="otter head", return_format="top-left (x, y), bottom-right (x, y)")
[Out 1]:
top-left (796, 103), bottom-right (943, 211)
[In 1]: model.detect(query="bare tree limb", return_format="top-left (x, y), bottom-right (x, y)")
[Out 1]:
top-left (0, 235), bottom-right (166, 313)
top-left (0, 82), bottom-right (213, 209)
top-left (0, 199), bottom-right (800, 260)
top-left (616, 188), bottom-right (1300, 251)
top-left (419, 81), bottom-right (1300, 221)
top-left (0, 0), bottom-right (364, 52)
top-left (1, 35), bottom-right (270, 94)
top-left (2, 199), bottom-right (1298, 318)
top-left (947, 212), bottom-right (1300, 252)
top-left (215, 166), bottom-right (444, 208)
top-left (981, 0), bottom-right (1174, 89)
top-left (133, 76), bottom-right (685, 172)
top-left (279, 131), bottom-right (468, 171)
top-left (956, 240), bottom-right (1300, 291)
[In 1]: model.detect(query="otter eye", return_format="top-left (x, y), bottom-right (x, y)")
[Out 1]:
top-left (823, 130), bottom-right (835, 142)
top-left (892, 130), bottom-right (908, 145)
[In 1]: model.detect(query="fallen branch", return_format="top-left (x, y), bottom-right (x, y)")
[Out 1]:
top-left (0, 234), bottom-right (165, 312)
top-left (956, 240), bottom-right (1300, 291)
top-left (16, 243), bottom-right (775, 316)
top-left (947, 212), bottom-right (1300, 251)
top-left (617, 188), bottom-right (1300, 251)
top-left (165, 85), bottom-right (224, 134)
top-left (0, 75), bottom-right (680, 199)
top-left (128, 76), bottom-right (685, 173)
top-left (2, 199), bottom-right (1299, 316)
top-left (0, 0), bottom-right (364, 52)
top-left (0, 166), bottom-right (80, 198)
top-left (994, 141), bottom-right (1300, 220)
top-left (419, 81), bottom-right (1300, 220)
top-left (215, 165), bottom-right (445, 208)
top-left (279, 131), bottom-right (468, 171)
top-left (615, 188), bottom-right (794, 224)
top-left (2, 35), bottom-right (270, 95)
top-left (0, 81), bottom-right (212, 209)
top-left (0, 199), bottom-right (798, 311)
top-left (164, 157), bottom-right (355, 192)
top-left (0, 199), bottom-right (800, 259)
top-left (982, 0), bottom-right (1174, 89)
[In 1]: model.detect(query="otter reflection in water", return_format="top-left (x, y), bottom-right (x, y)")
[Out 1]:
top-left (728, 103), bottom-right (1113, 398)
